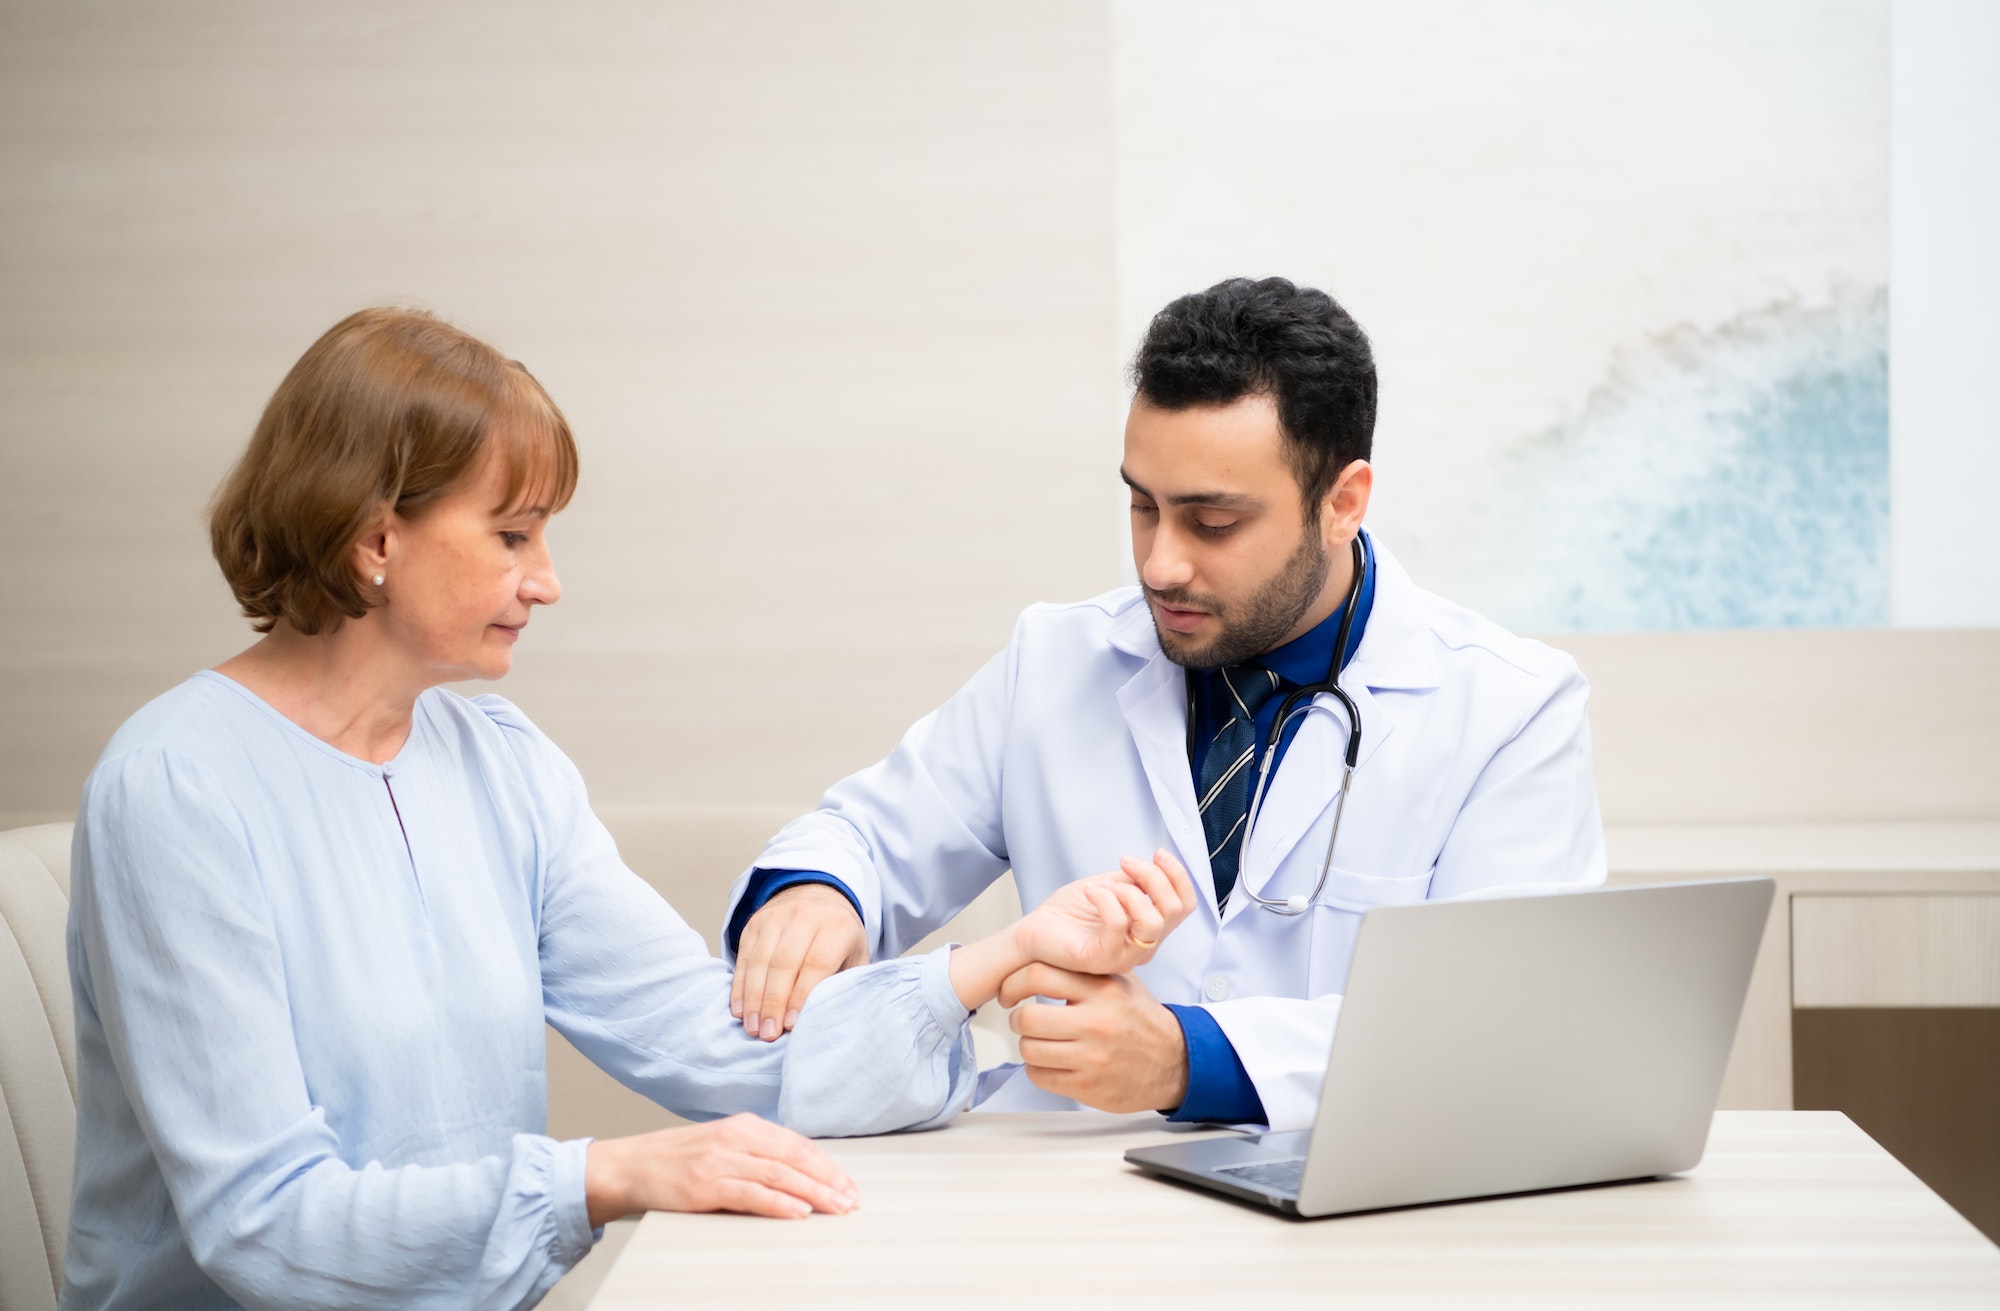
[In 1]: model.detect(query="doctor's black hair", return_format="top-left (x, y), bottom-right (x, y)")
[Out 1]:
top-left (1129, 277), bottom-right (1375, 515)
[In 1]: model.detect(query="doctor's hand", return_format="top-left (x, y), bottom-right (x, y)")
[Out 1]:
top-left (999, 964), bottom-right (1189, 1114)
top-left (731, 885), bottom-right (870, 1042)
top-left (584, 1113), bottom-right (860, 1225)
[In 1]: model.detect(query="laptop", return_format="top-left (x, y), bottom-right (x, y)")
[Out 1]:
top-left (1124, 877), bottom-right (1774, 1217)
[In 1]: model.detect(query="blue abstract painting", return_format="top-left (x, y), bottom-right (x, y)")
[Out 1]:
top-left (1468, 289), bottom-right (1888, 630)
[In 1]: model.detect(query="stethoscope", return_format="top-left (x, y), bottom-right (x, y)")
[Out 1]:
top-left (1185, 536), bottom-right (1366, 917)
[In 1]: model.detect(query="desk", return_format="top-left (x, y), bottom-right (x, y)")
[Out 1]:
top-left (590, 1110), bottom-right (2000, 1309)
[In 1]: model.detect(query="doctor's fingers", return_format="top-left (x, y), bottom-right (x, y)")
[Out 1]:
top-left (747, 920), bottom-right (840, 1041)
top-left (999, 961), bottom-right (1107, 1008)
top-left (1015, 1035), bottom-right (1086, 1072)
top-left (730, 907), bottom-right (785, 1023)
top-left (775, 927), bottom-right (868, 1035)
top-left (1010, 997), bottom-right (1107, 1043)
top-left (731, 925), bottom-right (788, 1038)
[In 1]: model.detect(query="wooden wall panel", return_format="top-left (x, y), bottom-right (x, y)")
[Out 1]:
top-left (1793, 895), bottom-right (2000, 1007)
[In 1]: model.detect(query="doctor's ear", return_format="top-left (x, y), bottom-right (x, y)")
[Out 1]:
top-left (1319, 459), bottom-right (1373, 545)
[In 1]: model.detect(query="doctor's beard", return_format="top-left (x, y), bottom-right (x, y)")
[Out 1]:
top-left (1145, 527), bottom-right (1330, 671)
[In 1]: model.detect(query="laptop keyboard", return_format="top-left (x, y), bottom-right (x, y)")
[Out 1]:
top-left (1215, 1157), bottom-right (1306, 1196)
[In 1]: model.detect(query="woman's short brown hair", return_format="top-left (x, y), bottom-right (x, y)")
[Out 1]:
top-left (209, 307), bottom-right (578, 635)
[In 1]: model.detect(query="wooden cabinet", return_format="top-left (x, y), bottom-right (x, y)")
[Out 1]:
top-left (1790, 893), bottom-right (2000, 1243)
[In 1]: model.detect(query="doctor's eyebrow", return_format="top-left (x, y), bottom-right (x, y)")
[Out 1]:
top-left (1119, 468), bottom-right (1262, 511)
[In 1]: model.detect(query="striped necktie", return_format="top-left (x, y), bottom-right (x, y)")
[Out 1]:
top-left (1196, 664), bottom-right (1283, 910)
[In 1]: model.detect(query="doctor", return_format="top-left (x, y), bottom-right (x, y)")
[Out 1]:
top-left (723, 277), bottom-right (1607, 1131)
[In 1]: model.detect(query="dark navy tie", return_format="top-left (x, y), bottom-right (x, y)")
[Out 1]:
top-left (1196, 665), bottom-right (1283, 909)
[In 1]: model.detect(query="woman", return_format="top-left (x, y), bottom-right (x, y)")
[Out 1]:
top-left (62, 308), bottom-right (1196, 1309)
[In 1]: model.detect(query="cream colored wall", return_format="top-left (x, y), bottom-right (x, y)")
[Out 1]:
top-left (1556, 627), bottom-right (2000, 826)
top-left (0, 1), bottom-right (1122, 822)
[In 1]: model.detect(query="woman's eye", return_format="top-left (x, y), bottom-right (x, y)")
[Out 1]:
top-left (500, 531), bottom-right (527, 548)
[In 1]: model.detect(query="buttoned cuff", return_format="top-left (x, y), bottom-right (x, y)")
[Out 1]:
top-left (550, 1137), bottom-right (603, 1265)
top-left (918, 944), bottom-right (977, 1027)
top-left (1163, 1003), bottom-right (1268, 1126)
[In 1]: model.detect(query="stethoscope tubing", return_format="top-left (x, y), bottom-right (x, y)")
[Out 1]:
top-left (1214, 536), bottom-right (1367, 916)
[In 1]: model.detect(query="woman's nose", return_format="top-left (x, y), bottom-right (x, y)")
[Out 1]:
top-left (524, 554), bottom-right (561, 606)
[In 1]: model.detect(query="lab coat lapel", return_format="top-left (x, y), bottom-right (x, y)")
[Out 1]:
top-left (1108, 603), bottom-right (1221, 924)
top-left (1236, 540), bottom-right (1440, 904)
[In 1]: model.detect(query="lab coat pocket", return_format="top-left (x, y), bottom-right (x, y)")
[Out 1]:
top-left (1318, 863), bottom-right (1434, 915)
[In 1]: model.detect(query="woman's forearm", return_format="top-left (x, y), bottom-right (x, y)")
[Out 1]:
top-left (946, 921), bottom-right (1032, 1010)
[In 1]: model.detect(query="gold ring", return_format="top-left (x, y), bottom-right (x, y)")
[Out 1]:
top-left (1127, 934), bottom-right (1159, 949)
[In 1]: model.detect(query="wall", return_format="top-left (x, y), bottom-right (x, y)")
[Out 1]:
top-left (0, 1), bottom-right (1120, 819)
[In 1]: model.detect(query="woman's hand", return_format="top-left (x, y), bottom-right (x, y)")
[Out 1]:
top-left (1014, 849), bottom-right (1198, 976)
top-left (584, 1113), bottom-right (860, 1225)
top-left (945, 849), bottom-right (1198, 1011)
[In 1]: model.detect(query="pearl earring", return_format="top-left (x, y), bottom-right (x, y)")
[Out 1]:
top-left (371, 573), bottom-right (384, 587)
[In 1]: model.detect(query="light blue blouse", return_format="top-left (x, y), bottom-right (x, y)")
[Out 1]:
top-left (63, 672), bottom-right (977, 1310)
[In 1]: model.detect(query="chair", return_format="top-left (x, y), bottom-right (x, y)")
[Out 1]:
top-left (0, 822), bottom-right (76, 1311)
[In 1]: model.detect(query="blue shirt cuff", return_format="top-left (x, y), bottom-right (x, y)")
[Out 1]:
top-left (724, 869), bottom-right (863, 954)
top-left (1163, 1003), bottom-right (1268, 1126)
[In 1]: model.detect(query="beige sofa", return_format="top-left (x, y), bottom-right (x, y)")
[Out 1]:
top-left (0, 824), bottom-right (75, 1311)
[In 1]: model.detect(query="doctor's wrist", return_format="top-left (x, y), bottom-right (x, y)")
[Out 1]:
top-left (1146, 1002), bottom-right (1192, 1113)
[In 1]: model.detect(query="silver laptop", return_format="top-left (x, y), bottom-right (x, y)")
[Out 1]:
top-left (1125, 877), bottom-right (1774, 1217)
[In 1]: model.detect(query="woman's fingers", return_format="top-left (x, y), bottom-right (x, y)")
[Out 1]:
top-left (1152, 848), bottom-right (1199, 922)
top-left (695, 1118), bottom-right (859, 1216)
top-left (711, 1178), bottom-right (815, 1219)
top-left (1117, 854), bottom-right (1181, 924)
top-left (589, 1115), bottom-right (861, 1225)
top-left (744, 1155), bottom-right (861, 1216)
top-left (1109, 879), bottom-right (1165, 949)
top-left (750, 1117), bottom-right (859, 1198)
top-left (1081, 881), bottom-right (1130, 943)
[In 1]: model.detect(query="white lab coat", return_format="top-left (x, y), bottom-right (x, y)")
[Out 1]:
top-left (726, 537), bottom-right (1606, 1131)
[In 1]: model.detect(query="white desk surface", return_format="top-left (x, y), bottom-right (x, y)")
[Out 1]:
top-left (590, 1110), bottom-right (2000, 1309)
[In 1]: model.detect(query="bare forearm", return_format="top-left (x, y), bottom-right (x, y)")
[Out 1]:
top-left (946, 922), bottom-right (1031, 1011)
top-left (585, 1138), bottom-right (638, 1228)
